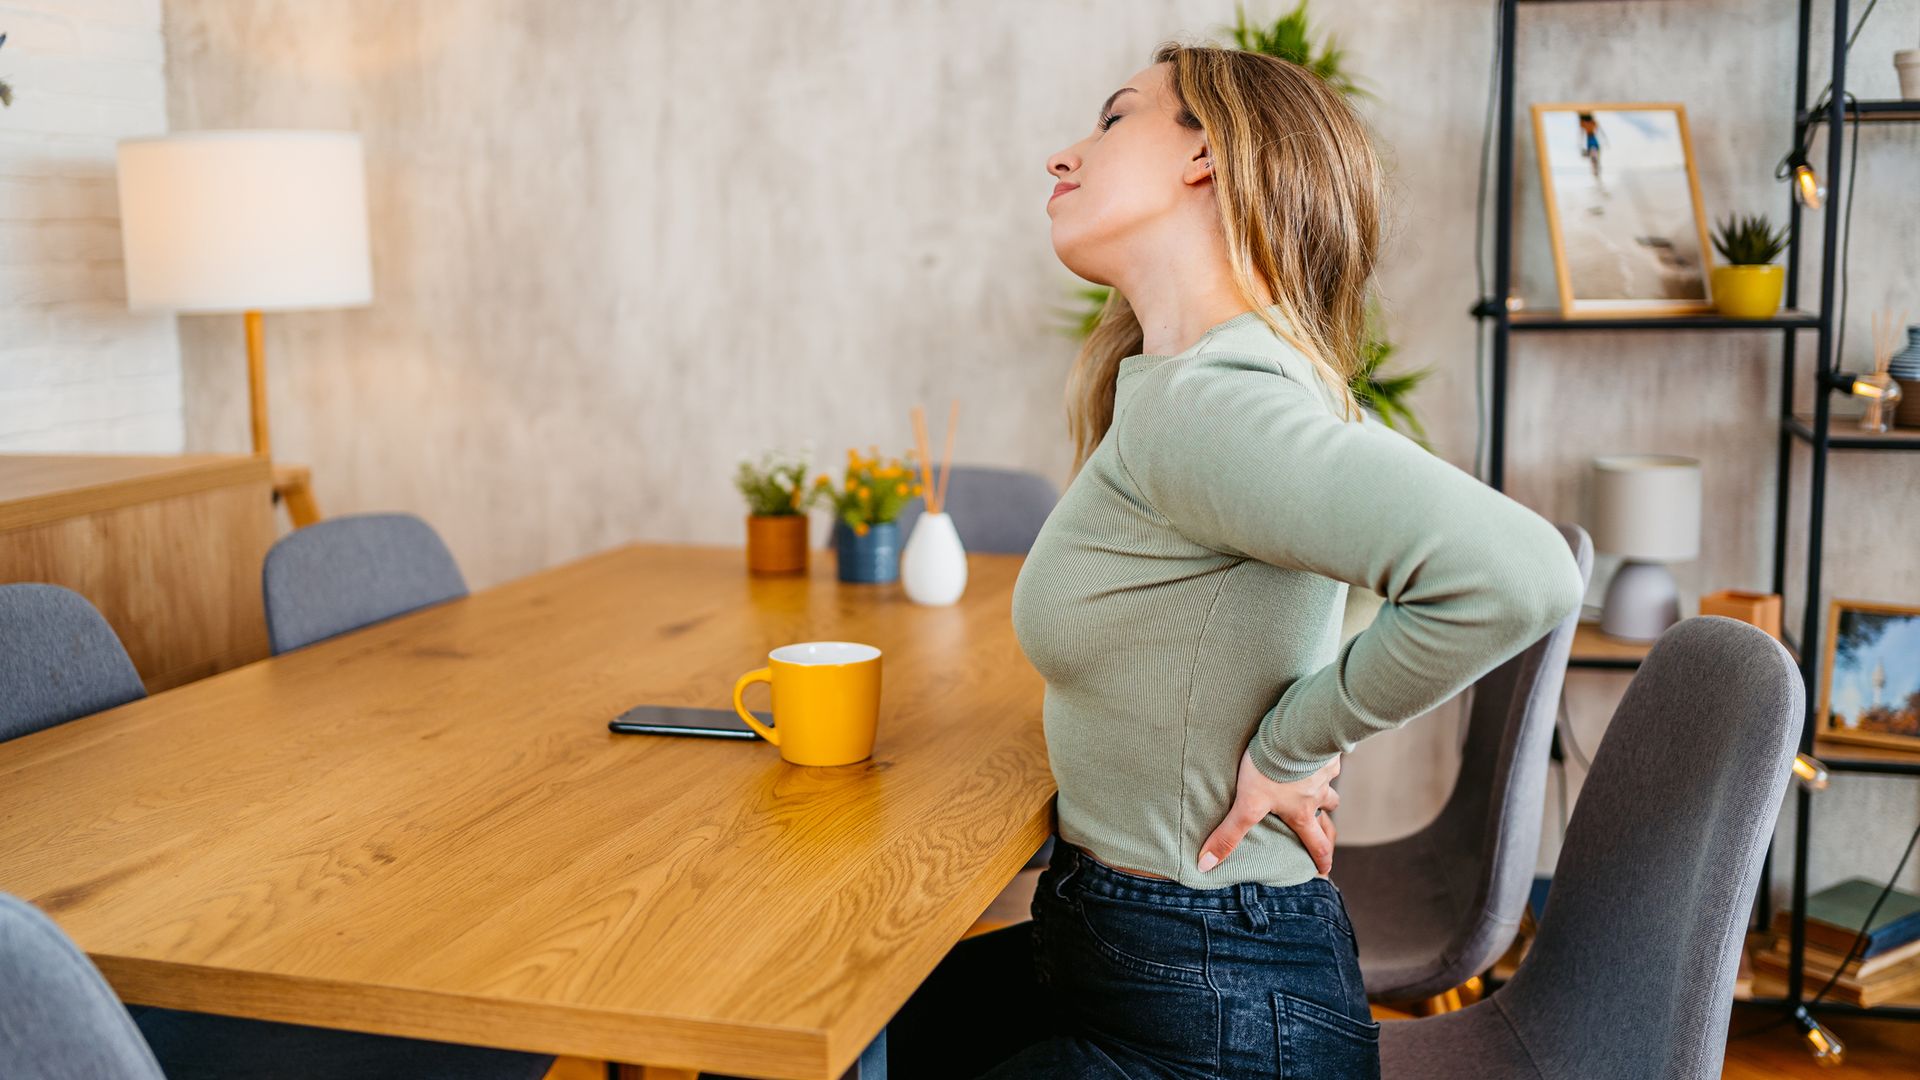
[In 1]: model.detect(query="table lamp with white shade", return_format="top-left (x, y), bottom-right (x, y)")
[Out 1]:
top-left (1590, 454), bottom-right (1702, 642)
top-left (115, 130), bottom-right (372, 526)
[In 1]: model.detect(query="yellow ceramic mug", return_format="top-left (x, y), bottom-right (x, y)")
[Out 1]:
top-left (731, 641), bottom-right (882, 766)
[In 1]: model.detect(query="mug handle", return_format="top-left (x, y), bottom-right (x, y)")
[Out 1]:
top-left (732, 668), bottom-right (780, 744)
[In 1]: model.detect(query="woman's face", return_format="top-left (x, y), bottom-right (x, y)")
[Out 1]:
top-left (1045, 62), bottom-right (1213, 287)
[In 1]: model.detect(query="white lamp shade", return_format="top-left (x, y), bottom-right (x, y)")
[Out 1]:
top-left (1590, 454), bottom-right (1702, 562)
top-left (116, 131), bottom-right (372, 313)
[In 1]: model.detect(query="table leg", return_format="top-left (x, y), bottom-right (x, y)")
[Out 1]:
top-left (840, 1025), bottom-right (886, 1080)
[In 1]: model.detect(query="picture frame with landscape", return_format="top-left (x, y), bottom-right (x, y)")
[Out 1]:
top-left (1819, 598), bottom-right (1920, 753)
top-left (1530, 102), bottom-right (1715, 318)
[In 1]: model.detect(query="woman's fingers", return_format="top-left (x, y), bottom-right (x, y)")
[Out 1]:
top-left (1197, 794), bottom-right (1264, 873)
top-left (1286, 808), bottom-right (1334, 876)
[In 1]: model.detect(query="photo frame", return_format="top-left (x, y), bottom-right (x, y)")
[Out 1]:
top-left (1530, 103), bottom-right (1715, 317)
top-left (1819, 598), bottom-right (1920, 753)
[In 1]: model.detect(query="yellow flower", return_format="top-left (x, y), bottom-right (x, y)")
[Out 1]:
top-left (854, 522), bottom-right (869, 536)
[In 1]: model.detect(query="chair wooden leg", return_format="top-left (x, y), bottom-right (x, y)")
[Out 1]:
top-left (270, 463), bottom-right (321, 528)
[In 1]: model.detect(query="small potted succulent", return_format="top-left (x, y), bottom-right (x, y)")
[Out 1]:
top-left (815, 447), bottom-right (923, 584)
top-left (734, 446), bottom-right (818, 575)
top-left (1710, 213), bottom-right (1790, 320)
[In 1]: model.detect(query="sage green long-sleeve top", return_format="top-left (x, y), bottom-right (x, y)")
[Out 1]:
top-left (1010, 305), bottom-right (1585, 889)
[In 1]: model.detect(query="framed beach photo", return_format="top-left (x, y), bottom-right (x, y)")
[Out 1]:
top-left (1530, 103), bottom-right (1714, 317)
top-left (1819, 598), bottom-right (1920, 754)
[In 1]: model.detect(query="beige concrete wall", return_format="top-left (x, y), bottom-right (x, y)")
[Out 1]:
top-left (161, 0), bottom-right (1920, 899)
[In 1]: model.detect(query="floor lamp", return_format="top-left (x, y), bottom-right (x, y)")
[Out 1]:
top-left (116, 130), bottom-right (373, 527)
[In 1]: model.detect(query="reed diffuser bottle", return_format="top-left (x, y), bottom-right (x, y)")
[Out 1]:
top-left (902, 400), bottom-right (968, 606)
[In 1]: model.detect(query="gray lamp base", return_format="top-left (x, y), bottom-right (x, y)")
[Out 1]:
top-left (1600, 560), bottom-right (1680, 642)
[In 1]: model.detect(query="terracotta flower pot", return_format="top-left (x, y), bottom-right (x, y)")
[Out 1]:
top-left (745, 513), bottom-right (809, 575)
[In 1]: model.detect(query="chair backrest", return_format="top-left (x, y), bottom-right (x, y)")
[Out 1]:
top-left (1416, 522), bottom-right (1593, 991)
top-left (0, 584), bottom-right (146, 743)
top-left (263, 512), bottom-right (468, 654)
top-left (1499, 615), bottom-right (1801, 1077)
top-left (894, 465), bottom-right (1059, 556)
top-left (0, 893), bottom-right (166, 1080)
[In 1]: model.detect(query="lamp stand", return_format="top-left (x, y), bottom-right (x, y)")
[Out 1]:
top-left (245, 309), bottom-right (322, 528)
top-left (1599, 559), bottom-right (1680, 642)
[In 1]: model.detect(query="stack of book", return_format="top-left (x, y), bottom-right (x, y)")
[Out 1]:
top-left (1758, 877), bottom-right (1920, 1006)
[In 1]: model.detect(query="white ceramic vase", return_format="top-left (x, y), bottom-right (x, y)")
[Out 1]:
top-left (902, 510), bottom-right (968, 606)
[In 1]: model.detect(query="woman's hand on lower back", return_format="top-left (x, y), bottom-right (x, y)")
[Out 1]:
top-left (1197, 751), bottom-right (1341, 876)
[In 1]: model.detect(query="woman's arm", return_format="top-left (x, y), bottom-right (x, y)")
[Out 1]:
top-left (1118, 350), bottom-right (1586, 786)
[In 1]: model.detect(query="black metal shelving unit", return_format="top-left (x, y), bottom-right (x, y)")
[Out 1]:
top-left (1477, 0), bottom-right (1920, 1032)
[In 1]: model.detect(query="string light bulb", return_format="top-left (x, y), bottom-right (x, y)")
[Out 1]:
top-left (1794, 1006), bottom-right (1845, 1065)
top-left (1791, 753), bottom-right (1830, 792)
top-left (1792, 160), bottom-right (1825, 210)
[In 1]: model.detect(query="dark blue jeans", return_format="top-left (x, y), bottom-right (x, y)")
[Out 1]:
top-left (889, 839), bottom-right (1380, 1078)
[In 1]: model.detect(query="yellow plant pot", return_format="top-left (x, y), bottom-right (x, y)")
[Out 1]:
top-left (1711, 264), bottom-right (1785, 320)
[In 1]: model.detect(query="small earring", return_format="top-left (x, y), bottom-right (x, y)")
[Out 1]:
top-left (1202, 159), bottom-right (1212, 170)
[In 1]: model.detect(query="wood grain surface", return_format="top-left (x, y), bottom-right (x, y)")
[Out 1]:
top-left (0, 453), bottom-right (275, 692)
top-left (0, 543), bottom-right (1054, 1079)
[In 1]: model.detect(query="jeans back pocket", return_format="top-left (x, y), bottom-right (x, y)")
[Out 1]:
top-left (1273, 990), bottom-right (1380, 1080)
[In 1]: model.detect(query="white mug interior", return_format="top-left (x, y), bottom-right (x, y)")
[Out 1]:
top-left (770, 641), bottom-right (881, 666)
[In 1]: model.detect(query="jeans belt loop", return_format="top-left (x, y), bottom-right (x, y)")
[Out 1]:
top-left (1052, 845), bottom-right (1082, 899)
top-left (1237, 882), bottom-right (1268, 930)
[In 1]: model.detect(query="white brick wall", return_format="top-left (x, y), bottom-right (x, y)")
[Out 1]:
top-left (0, 0), bottom-right (181, 452)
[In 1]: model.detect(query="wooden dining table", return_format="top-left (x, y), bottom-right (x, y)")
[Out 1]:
top-left (0, 542), bottom-right (1055, 1079)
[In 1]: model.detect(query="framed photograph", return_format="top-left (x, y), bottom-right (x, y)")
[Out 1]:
top-left (1819, 598), bottom-right (1920, 753)
top-left (1530, 103), bottom-right (1714, 317)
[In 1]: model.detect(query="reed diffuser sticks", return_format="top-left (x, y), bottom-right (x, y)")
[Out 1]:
top-left (1865, 308), bottom-right (1907, 431)
top-left (1871, 309), bottom-right (1907, 376)
top-left (910, 400), bottom-right (959, 515)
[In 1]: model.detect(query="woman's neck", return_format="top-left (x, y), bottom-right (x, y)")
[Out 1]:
top-left (1119, 247), bottom-right (1274, 357)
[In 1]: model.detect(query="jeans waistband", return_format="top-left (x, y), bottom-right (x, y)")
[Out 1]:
top-left (1052, 840), bottom-right (1345, 923)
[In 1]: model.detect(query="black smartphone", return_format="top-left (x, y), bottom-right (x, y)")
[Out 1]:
top-left (608, 704), bottom-right (767, 741)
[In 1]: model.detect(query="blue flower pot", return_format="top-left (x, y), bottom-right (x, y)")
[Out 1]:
top-left (833, 519), bottom-right (901, 584)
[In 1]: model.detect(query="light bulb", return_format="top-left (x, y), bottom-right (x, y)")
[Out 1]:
top-left (1793, 163), bottom-right (1825, 210)
top-left (1792, 753), bottom-right (1830, 792)
top-left (1794, 1007), bottom-right (1845, 1065)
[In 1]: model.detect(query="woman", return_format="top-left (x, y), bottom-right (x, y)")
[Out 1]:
top-left (888, 42), bottom-right (1584, 1079)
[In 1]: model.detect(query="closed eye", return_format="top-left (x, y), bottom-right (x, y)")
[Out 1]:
top-left (1099, 111), bottom-right (1121, 131)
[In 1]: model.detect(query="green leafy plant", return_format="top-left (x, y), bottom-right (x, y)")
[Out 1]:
top-left (1351, 301), bottom-right (1435, 451)
top-left (1, 34), bottom-right (12, 109)
top-left (1224, 0), bottom-right (1368, 100)
top-left (734, 446), bottom-right (819, 517)
top-left (812, 447), bottom-right (923, 534)
top-left (1712, 213), bottom-right (1789, 266)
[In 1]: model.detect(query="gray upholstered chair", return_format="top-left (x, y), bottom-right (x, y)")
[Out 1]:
top-left (1381, 615), bottom-right (1802, 1079)
top-left (263, 512), bottom-right (468, 654)
top-left (0, 584), bottom-right (146, 743)
top-left (0, 892), bottom-right (167, 1080)
top-left (1333, 523), bottom-right (1594, 1001)
top-left (894, 465), bottom-right (1059, 556)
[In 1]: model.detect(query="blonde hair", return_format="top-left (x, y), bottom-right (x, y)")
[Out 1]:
top-left (1064, 41), bottom-right (1383, 477)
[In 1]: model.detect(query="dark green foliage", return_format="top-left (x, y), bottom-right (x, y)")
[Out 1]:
top-left (1223, 1), bottom-right (1369, 100)
top-left (1712, 213), bottom-right (1789, 266)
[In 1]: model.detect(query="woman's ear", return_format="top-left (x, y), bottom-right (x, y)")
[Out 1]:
top-left (1183, 146), bottom-right (1214, 186)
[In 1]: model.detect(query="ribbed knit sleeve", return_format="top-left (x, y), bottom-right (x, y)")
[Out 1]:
top-left (1117, 350), bottom-right (1585, 784)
